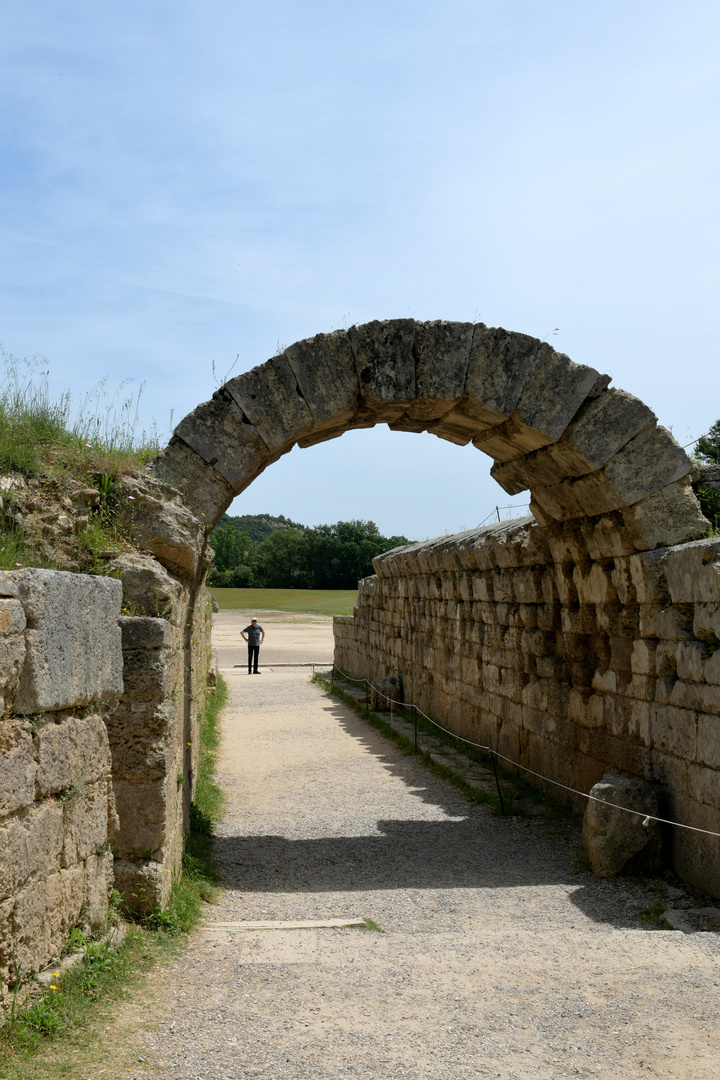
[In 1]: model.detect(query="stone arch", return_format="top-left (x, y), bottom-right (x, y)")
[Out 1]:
top-left (156, 319), bottom-right (707, 555)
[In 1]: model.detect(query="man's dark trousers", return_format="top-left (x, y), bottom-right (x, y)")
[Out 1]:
top-left (248, 645), bottom-right (260, 673)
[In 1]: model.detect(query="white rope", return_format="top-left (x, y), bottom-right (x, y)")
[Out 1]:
top-left (328, 663), bottom-right (720, 840)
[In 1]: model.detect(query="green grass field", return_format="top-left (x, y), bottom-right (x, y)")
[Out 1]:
top-left (209, 588), bottom-right (358, 616)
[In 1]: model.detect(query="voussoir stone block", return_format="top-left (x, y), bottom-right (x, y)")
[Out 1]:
top-left (225, 354), bottom-right (315, 453)
top-left (348, 319), bottom-right (416, 419)
top-left (560, 388), bottom-right (657, 471)
top-left (173, 391), bottom-right (272, 493)
top-left (411, 320), bottom-right (474, 421)
top-left (586, 425), bottom-right (692, 508)
top-left (154, 437), bottom-right (234, 525)
top-left (513, 348), bottom-right (602, 445)
top-left (8, 570), bottom-right (122, 714)
top-left (284, 330), bottom-right (359, 433)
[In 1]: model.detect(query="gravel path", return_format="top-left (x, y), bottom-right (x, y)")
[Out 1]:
top-left (125, 619), bottom-right (720, 1080)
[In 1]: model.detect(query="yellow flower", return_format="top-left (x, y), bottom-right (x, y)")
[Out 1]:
top-left (49, 985), bottom-right (57, 990)
top-left (53, 971), bottom-right (60, 976)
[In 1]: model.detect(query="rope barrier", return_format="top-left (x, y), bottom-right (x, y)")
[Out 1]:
top-left (327, 662), bottom-right (720, 840)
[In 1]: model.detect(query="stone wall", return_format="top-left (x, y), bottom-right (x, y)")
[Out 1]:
top-left (0, 569), bottom-right (122, 984)
top-left (102, 478), bottom-right (214, 914)
top-left (334, 520), bottom-right (720, 897)
top-left (0, 543), bottom-right (214, 984)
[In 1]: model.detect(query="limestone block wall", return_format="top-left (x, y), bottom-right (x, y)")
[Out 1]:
top-left (107, 592), bottom-right (212, 916)
top-left (0, 569), bottom-right (122, 985)
top-left (334, 520), bottom-right (720, 897)
top-left (0, 471), bottom-right (216, 976)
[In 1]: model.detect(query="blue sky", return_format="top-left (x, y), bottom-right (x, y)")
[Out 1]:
top-left (1, 1), bottom-right (718, 538)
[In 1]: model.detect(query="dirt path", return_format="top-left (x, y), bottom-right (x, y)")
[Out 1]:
top-left (124, 614), bottom-right (719, 1079)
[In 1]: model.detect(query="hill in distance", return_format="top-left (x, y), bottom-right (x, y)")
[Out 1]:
top-left (218, 513), bottom-right (307, 542)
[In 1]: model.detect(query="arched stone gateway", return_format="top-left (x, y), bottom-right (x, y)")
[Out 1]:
top-left (157, 319), bottom-right (706, 554)
top-left (134, 320), bottom-right (719, 900)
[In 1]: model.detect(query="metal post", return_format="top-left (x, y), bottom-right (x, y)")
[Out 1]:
top-left (413, 705), bottom-right (418, 752)
top-left (331, 664), bottom-right (335, 687)
top-left (489, 751), bottom-right (505, 814)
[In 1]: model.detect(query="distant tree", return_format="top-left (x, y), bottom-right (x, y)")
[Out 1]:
top-left (207, 525), bottom-right (255, 586)
top-left (307, 520), bottom-right (409, 589)
top-left (209, 514), bottom-right (412, 590)
top-left (696, 420), bottom-right (720, 465)
top-left (250, 529), bottom-right (311, 588)
top-left (694, 419), bottom-right (720, 530)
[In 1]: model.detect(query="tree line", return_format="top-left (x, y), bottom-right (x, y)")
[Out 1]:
top-left (208, 515), bottom-right (411, 589)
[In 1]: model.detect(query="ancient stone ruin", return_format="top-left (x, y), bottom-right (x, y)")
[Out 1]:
top-left (155, 318), bottom-right (716, 893)
top-left (1, 317), bottom-right (718, 985)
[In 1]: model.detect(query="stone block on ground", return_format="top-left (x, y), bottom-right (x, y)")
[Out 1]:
top-left (370, 675), bottom-right (403, 711)
top-left (582, 773), bottom-right (662, 877)
top-left (8, 569), bottom-right (123, 713)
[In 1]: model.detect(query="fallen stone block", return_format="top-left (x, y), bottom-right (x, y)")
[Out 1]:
top-left (582, 773), bottom-right (662, 877)
top-left (369, 675), bottom-right (404, 711)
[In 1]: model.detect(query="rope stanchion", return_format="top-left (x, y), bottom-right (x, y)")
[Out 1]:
top-left (489, 751), bottom-right (506, 815)
top-left (327, 662), bottom-right (720, 840)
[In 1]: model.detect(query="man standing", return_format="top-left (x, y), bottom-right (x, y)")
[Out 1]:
top-left (241, 617), bottom-right (265, 674)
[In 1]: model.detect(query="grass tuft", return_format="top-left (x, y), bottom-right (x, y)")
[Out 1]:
top-left (361, 918), bottom-right (387, 933)
top-left (0, 350), bottom-right (160, 481)
top-left (637, 904), bottom-right (673, 930)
